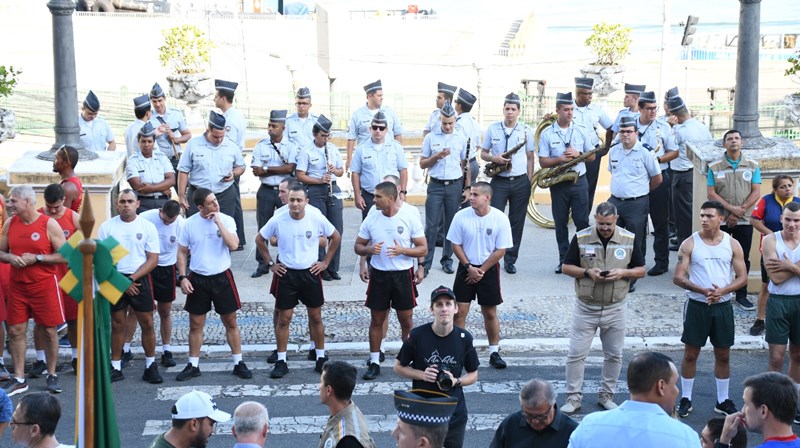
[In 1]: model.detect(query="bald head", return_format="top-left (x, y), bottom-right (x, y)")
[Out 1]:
top-left (233, 401), bottom-right (269, 445)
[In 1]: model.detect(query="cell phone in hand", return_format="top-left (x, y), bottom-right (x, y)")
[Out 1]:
top-left (600, 270), bottom-right (610, 277)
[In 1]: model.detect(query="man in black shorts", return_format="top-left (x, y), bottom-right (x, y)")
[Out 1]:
top-left (257, 184), bottom-right (341, 378)
top-left (448, 182), bottom-right (513, 369)
top-left (98, 189), bottom-right (161, 383)
top-left (176, 188), bottom-right (252, 381)
top-left (394, 286), bottom-right (479, 448)
top-left (355, 181), bottom-right (427, 380)
top-left (139, 200), bottom-right (185, 368)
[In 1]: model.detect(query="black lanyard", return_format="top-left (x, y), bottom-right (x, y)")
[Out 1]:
top-left (504, 123), bottom-right (519, 150)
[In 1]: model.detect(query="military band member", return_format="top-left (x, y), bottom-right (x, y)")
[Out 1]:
top-left (124, 94), bottom-right (152, 156)
top-left (355, 181), bottom-right (427, 381)
top-left (214, 79), bottom-right (247, 251)
top-left (449, 182), bottom-right (513, 369)
top-left (149, 82), bottom-right (191, 169)
top-left (610, 83), bottom-right (645, 132)
top-left (295, 114), bottom-right (344, 281)
top-left (707, 129), bottom-right (761, 310)
top-left (176, 188), bottom-right (252, 381)
top-left (351, 111), bottom-right (409, 220)
top-left (79, 90), bottom-right (116, 153)
top-left (257, 184), bottom-right (341, 379)
top-left (573, 77), bottom-right (614, 210)
top-left (177, 111), bottom-right (246, 221)
top-left (607, 116), bottom-right (662, 292)
top-left (423, 82), bottom-right (457, 137)
top-left (454, 88), bottom-right (482, 187)
top-left (480, 92), bottom-right (536, 274)
top-left (420, 101), bottom-right (469, 277)
top-left (664, 87), bottom-right (681, 247)
top-left (538, 92), bottom-right (594, 274)
top-left (126, 122), bottom-right (176, 213)
top-left (250, 110), bottom-right (298, 278)
top-left (637, 91), bottom-right (679, 276)
top-left (285, 87), bottom-right (319, 151)
top-left (98, 190), bottom-right (161, 384)
top-left (560, 202), bottom-right (646, 413)
top-left (139, 200), bottom-right (185, 368)
top-left (346, 79), bottom-right (403, 171)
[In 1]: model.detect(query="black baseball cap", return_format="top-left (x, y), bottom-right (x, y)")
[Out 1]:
top-left (430, 285), bottom-right (456, 303)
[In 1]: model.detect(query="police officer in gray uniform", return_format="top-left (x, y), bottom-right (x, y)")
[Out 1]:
top-left (480, 92), bottom-right (536, 274)
top-left (669, 96), bottom-right (712, 247)
top-left (285, 87), bottom-right (319, 151)
top-left (454, 88), bottom-right (481, 188)
top-left (607, 116), bottom-right (663, 292)
top-left (663, 86), bottom-right (681, 246)
top-left (125, 94), bottom-right (152, 157)
top-left (177, 111), bottom-right (246, 220)
top-left (421, 101), bottom-right (469, 276)
top-left (351, 111), bottom-right (409, 220)
top-left (573, 77), bottom-right (614, 210)
top-left (214, 79), bottom-right (247, 250)
top-left (611, 83), bottom-right (646, 132)
top-left (250, 110), bottom-right (298, 277)
top-left (423, 82), bottom-right (457, 137)
top-left (126, 122), bottom-right (176, 213)
top-left (79, 90), bottom-right (116, 152)
top-left (149, 82), bottom-right (192, 174)
top-left (637, 91), bottom-right (679, 276)
top-left (295, 114), bottom-right (345, 281)
top-left (346, 79), bottom-right (404, 171)
top-left (538, 92), bottom-right (594, 273)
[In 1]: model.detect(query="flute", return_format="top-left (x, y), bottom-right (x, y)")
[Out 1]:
top-left (462, 137), bottom-right (471, 200)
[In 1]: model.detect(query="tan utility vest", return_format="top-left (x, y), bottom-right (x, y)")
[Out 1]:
top-left (319, 402), bottom-right (376, 448)
top-left (574, 225), bottom-right (636, 306)
top-left (708, 154), bottom-right (759, 224)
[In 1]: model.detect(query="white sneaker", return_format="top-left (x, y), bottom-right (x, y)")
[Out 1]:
top-left (598, 395), bottom-right (618, 410)
top-left (561, 397), bottom-right (581, 413)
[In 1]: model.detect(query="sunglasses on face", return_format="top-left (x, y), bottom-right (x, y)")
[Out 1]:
top-left (371, 126), bottom-right (386, 131)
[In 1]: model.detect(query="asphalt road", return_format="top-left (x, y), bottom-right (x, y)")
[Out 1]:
top-left (0, 349), bottom-right (777, 447)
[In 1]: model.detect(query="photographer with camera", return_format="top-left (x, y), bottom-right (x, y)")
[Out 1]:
top-left (394, 285), bottom-right (479, 448)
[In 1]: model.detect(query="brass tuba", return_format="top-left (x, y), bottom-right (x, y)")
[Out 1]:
top-left (526, 115), bottom-right (559, 228)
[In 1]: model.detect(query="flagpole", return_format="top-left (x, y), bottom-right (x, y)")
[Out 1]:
top-left (78, 191), bottom-right (96, 448)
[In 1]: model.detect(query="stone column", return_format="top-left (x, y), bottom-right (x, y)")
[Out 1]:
top-left (47, 0), bottom-right (82, 151)
top-left (732, 0), bottom-right (764, 142)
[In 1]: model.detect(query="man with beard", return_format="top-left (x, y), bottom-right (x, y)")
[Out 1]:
top-left (148, 390), bottom-right (231, 448)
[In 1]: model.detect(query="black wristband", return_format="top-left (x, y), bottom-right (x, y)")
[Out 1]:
top-left (178, 275), bottom-right (188, 281)
top-left (583, 269), bottom-right (590, 279)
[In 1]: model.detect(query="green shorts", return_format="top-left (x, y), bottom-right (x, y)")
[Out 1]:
top-left (765, 294), bottom-right (800, 346)
top-left (681, 299), bottom-right (734, 348)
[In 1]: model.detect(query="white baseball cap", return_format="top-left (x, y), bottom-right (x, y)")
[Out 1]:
top-left (172, 390), bottom-right (231, 422)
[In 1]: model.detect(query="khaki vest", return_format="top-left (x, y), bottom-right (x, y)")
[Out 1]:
top-left (574, 226), bottom-right (636, 306)
top-left (708, 155), bottom-right (759, 224)
top-left (319, 402), bottom-right (376, 448)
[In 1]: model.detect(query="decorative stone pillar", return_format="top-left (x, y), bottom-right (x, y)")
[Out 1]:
top-left (732, 0), bottom-right (764, 143)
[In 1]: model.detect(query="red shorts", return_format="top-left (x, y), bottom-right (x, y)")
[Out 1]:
top-left (7, 275), bottom-right (65, 327)
top-left (61, 291), bottom-right (78, 322)
top-left (0, 263), bottom-right (9, 322)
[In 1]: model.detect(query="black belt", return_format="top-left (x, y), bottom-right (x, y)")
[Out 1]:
top-left (672, 168), bottom-right (692, 173)
top-left (611, 194), bottom-right (648, 202)
top-left (262, 184), bottom-right (280, 190)
top-left (429, 177), bottom-right (463, 185)
top-left (496, 175), bottom-right (525, 182)
top-left (139, 194), bottom-right (168, 199)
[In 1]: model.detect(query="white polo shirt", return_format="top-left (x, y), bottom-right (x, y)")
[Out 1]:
top-left (140, 209), bottom-right (186, 267)
top-left (98, 215), bottom-right (160, 275)
top-left (357, 205), bottom-right (424, 271)
top-left (447, 207), bottom-right (513, 265)
top-left (260, 209), bottom-right (336, 269)
top-left (178, 212), bottom-right (237, 276)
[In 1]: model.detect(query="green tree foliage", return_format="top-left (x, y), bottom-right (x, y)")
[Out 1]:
top-left (158, 25), bottom-right (213, 74)
top-left (0, 66), bottom-right (21, 99)
top-left (585, 23), bottom-right (632, 66)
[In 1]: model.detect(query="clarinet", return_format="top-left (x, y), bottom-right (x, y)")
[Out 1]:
top-left (322, 143), bottom-right (335, 207)
top-left (271, 141), bottom-right (294, 177)
top-left (461, 138), bottom-right (471, 200)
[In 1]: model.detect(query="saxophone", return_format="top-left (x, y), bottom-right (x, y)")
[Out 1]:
top-left (533, 146), bottom-right (605, 189)
top-left (483, 135), bottom-right (528, 177)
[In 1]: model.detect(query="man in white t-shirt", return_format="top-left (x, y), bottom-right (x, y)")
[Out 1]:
top-left (355, 181), bottom-right (427, 381)
top-left (257, 184), bottom-right (341, 379)
top-left (98, 189), bottom-right (160, 384)
top-left (139, 200), bottom-right (185, 369)
top-left (448, 181), bottom-right (513, 370)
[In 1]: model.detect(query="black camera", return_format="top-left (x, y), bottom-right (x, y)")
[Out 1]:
top-left (435, 365), bottom-right (454, 391)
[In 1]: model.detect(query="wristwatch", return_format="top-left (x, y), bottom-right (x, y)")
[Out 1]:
top-left (35, 254), bottom-right (44, 263)
top-left (267, 261), bottom-right (275, 268)
top-left (462, 262), bottom-right (471, 270)
top-left (399, 190), bottom-right (408, 195)
top-left (178, 274), bottom-right (188, 281)
top-left (583, 268), bottom-right (590, 279)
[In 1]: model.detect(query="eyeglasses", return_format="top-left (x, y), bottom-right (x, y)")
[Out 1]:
top-left (11, 419), bottom-right (35, 427)
top-left (295, 102), bottom-right (311, 107)
top-left (644, 106), bottom-right (658, 112)
top-left (522, 405), bottom-right (553, 422)
top-left (371, 125), bottom-right (386, 131)
top-left (618, 130), bottom-right (636, 134)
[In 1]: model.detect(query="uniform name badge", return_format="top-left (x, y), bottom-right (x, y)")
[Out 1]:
top-left (742, 170), bottom-right (753, 181)
top-left (614, 248), bottom-right (626, 260)
top-left (716, 171), bottom-right (725, 179)
top-left (581, 247), bottom-right (596, 259)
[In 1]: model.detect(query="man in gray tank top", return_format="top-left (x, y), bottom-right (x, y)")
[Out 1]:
top-left (672, 200), bottom-right (747, 419)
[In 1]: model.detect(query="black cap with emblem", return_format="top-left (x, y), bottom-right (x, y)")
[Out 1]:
top-left (394, 389), bottom-right (458, 428)
top-left (208, 110), bottom-right (226, 130)
top-left (83, 90), bottom-right (100, 112)
top-left (214, 79), bottom-right (238, 93)
top-left (371, 110), bottom-right (387, 125)
top-left (618, 116), bottom-right (637, 130)
top-left (556, 92), bottom-right (574, 106)
top-left (133, 94), bottom-right (150, 112)
top-left (296, 87), bottom-right (311, 99)
top-left (437, 82), bottom-right (457, 96)
top-left (624, 83), bottom-right (646, 95)
top-left (504, 92), bottom-right (521, 106)
top-left (138, 122), bottom-right (157, 138)
top-left (639, 91), bottom-right (657, 104)
top-left (314, 114), bottom-right (332, 133)
top-left (668, 96), bottom-right (687, 114)
top-left (456, 88), bottom-right (476, 107)
top-left (150, 82), bottom-right (165, 99)
top-left (363, 79), bottom-right (382, 94)
top-left (440, 101), bottom-right (456, 118)
top-left (269, 110), bottom-right (288, 123)
top-left (574, 77), bottom-right (594, 90)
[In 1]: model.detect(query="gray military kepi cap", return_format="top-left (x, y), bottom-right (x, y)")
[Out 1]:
top-left (208, 110), bottom-right (226, 130)
top-left (133, 94), bottom-right (150, 112)
top-left (624, 83), bottom-right (646, 95)
top-left (269, 110), bottom-right (288, 123)
top-left (639, 91), bottom-right (657, 104)
top-left (619, 116), bottom-right (637, 129)
top-left (372, 110), bottom-right (388, 125)
top-left (363, 79), bottom-right (382, 93)
top-left (668, 96), bottom-right (687, 114)
top-left (138, 121), bottom-right (156, 138)
top-left (83, 90), bottom-right (100, 112)
top-left (556, 92), bottom-right (574, 105)
top-left (214, 79), bottom-right (238, 92)
top-left (665, 86), bottom-right (680, 100)
top-left (296, 87), bottom-right (311, 98)
top-left (394, 389), bottom-right (457, 428)
top-left (456, 88), bottom-right (476, 107)
top-left (437, 82), bottom-right (457, 96)
top-left (149, 82), bottom-right (165, 99)
top-left (575, 77), bottom-right (594, 89)
top-left (504, 92), bottom-right (521, 106)
top-left (314, 114), bottom-right (332, 133)
top-left (440, 101), bottom-right (456, 118)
